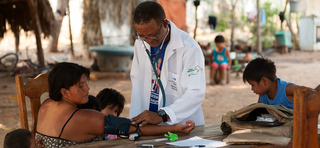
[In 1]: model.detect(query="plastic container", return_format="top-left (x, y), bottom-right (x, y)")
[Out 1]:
top-left (290, 0), bottom-right (299, 12)
top-left (274, 30), bottom-right (293, 47)
top-left (90, 45), bottom-right (134, 72)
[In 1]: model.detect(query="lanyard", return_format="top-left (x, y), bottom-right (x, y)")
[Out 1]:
top-left (145, 49), bottom-right (166, 107)
top-left (142, 27), bottom-right (170, 108)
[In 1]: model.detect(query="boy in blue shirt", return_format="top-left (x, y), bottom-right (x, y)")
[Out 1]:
top-left (243, 57), bottom-right (297, 110)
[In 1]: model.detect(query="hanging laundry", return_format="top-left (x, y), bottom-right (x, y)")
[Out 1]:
top-left (208, 15), bottom-right (217, 30)
top-left (247, 9), bottom-right (257, 21)
top-left (260, 9), bottom-right (266, 26)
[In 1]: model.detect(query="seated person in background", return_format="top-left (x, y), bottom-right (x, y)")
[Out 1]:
top-left (78, 88), bottom-right (125, 140)
top-left (4, 129), bottom-right (42, 148)
top-left (210, 35), bottom-right (231, 85)
top-left (36, 62), bottom-right (195, 148)
top-left (243, 57), bottom-right (298, 110)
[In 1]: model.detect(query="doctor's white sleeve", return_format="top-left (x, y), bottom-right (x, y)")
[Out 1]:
top-left (161, 45), bottom-right (206, 125)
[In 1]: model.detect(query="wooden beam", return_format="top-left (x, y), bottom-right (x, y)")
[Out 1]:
top-left (27, 0), bottom-right (45, 66)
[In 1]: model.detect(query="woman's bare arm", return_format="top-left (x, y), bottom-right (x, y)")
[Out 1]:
top-left (79, 110), bottom-right (195, 136)
top-left (129, 120), bottom-right (195, 136)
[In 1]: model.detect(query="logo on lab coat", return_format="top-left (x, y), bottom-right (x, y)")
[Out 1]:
top-left (187, 65), bottom-right (203, 77)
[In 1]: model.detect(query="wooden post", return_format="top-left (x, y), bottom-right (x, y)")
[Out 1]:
top-left (256, 0), bottom-right (262, 56)
top-left (281, 0), bottom-right (290, 30)
top-left (27, 0), bottom-right (45, 66)
top-left (67, 5), bottom-right (74, 57)
top-left (293, 85), bottom-right (320, 148)
top-left (193, 4), bottom-right (198, 39)
top-left (13, 25), bottom-right (20, 53)
top-left (230, 0), bottom-right (238, 52)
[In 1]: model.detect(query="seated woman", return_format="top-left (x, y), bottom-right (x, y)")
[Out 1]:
top-left (35, 62), bottom-right (195, 147)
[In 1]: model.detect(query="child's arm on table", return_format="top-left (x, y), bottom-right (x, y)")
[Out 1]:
top-left (128, 120), bottom-right (195, 136)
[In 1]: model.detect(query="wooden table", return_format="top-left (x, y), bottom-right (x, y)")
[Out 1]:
top-left (67, 123), bottom-right (319, 148)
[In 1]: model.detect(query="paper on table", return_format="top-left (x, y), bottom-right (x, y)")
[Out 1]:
top-left (166, 136), bottom-right (229, 147)
top-left (318, 124), bottom-right (320, 129)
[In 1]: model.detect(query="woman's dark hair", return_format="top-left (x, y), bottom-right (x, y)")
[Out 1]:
top-left (134, 1), bottom-right (166, 26)
top-left (48, 62), bottom-right (90, 101)
top-left (243, 57), bottom-right (277, 83)
top-left (96, 88), bottom-right (125, 116)
top-left (214, 35), bottom-right (225, 43)
top-left (4, 129), bottom-right (32, 148)
top-left (77, 95), bottom-right (101, 111)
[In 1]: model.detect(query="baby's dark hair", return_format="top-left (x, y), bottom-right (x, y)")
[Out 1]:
top-left (4, 129), bottom-right (32, 148)
top-left (214, 35), bottom-right (225, 43)
top-left (96, 88), bottom-right (125, 116)
top-left (77, 95), bottom-right (101, 111)
top-left (243, 57), bottom-right (277, 83)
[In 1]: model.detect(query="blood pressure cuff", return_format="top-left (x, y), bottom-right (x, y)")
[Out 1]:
top-left (104, 115), bottom-right (131, 136)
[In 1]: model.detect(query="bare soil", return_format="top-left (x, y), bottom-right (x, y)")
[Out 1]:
top-left (1, 32), bottom-right (320, 147)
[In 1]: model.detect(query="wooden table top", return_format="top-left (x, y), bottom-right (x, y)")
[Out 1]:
top-left (66, 123), bottom-right (307, 148)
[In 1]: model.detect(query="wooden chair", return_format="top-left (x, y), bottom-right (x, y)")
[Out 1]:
top-left (293, 85), bottom-right (320, 148)
top-left (15, 72), bottom-right (49, 135)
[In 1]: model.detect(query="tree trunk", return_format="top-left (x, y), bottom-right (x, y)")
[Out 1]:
top-left (286, 12), bottom-right (300, 50)
top-left (193, 5), bottom-right (198, 39)
top-left (67, 5), bottom-right (74, 57)
top-left (27, 0), bottom-right (45, 66)
top-left (34, 0), bottom-right (45, 66)
top-left (256, 0), bottom-right (262, 56)
top-left (130, 0), bottom-right (138, 46)
top-left (82, 0), bottom-right (103, 59)
top-left (230, 0), bottom-right (238, 52)
top-left (48, 0), bottom-right (69, 53)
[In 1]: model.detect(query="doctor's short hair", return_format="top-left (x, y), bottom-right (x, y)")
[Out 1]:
top-left (134, 1), bottom-right (166, 26)
top-left (96, 88), bottom-right (125, 116)
top-left (49, 62), bottom-right (90, 101)
top-left (243, 57), bottom-right (277, 83)
top-left (4, 129), bottom-right (32, 148)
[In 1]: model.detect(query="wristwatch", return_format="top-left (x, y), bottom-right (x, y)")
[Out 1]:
top-left (157, 109), bottom-right (168, 122)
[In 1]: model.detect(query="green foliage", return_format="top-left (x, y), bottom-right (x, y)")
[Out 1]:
top-left (248, 1), bottom-right (279, 48)
top-left (216, 12), bottom-right (231, 32)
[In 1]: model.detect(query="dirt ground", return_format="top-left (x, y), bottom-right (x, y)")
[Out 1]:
top-left (1, 27), bottom-right (320, 147)
top-left (1, 49), bottom-right (320, 146)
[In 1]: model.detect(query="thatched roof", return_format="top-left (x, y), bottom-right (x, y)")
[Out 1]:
top-left (0, 0), bottom-right (54, 38)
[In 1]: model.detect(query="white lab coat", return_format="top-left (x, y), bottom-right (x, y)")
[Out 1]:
top-left (129, 21), bottom-right (206, 126)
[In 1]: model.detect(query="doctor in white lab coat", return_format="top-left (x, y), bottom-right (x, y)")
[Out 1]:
top-left (129, 1), bottom-right (206, 127)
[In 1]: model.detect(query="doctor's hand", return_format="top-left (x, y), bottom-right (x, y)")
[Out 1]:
top-left (174, 120), bottom-right (195, 134)
top-left (130, 110), bottom-right (163, 127)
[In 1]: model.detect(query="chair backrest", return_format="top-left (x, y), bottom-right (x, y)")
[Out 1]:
top-left (15, 73), bottom-right (49, 135)
top-left (293, 85), bottom-right (320, 148)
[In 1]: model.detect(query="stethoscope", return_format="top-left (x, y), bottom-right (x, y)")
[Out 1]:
top-left (141, 25), bottom-right (170, 108)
